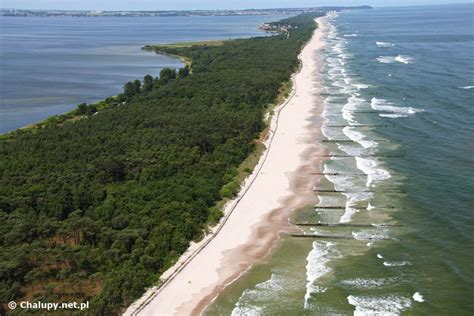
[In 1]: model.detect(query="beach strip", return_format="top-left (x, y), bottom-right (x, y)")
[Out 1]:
top-left (125, 16), bottom-right (328, 316)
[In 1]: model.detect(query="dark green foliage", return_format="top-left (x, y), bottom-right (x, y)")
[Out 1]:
top-left (0, 13), bottom-right (322, 315)
top-left (142, 74), bottom-right (154, 92)
top-left (177, 66), bottom-right (190, 79)
top-left (219, 181), bottom-right (240, 199)
top-left (159, 68), bottom-right (176, 85)
top-left (133, 80), bottom-right (141, 93)
top-left (76, 103), bottom-right (98, 116)
top-left (123, 81), bottom-right (136, 99)
top-left (76, 103), bottom-right (88, 115)
top-left (85, 104), bottom-right (97, 116)
top-left (207, 206), bottom-right (223, 225)
top-left (123, 80), bottom-right (142, 100)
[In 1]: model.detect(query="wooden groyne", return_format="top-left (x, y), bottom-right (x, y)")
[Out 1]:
top-left (322, 139), bottom-right (391, 143)
top-left (309, 172), bottom-right (401, 177)
top-left (326, 124), bottom-right (397, 128)
top-left (291, 234), bottom-right (351, 239)
top-left (314, 205), bottom-right (396, 209)
top-left (314, 206), bottom-right (345, 209)
top-left (294, 223), bottom-right (402, 227)
top-left (314, 189), bottom-right (406, 194)
top-left (351, 111), bottom-right (381, 114)
top-left (309, 172), bottom-right (365, 176)
top-left (290, 234), bottom-right (393, 240)
top-left (320, 154), bottom-right (404, 158)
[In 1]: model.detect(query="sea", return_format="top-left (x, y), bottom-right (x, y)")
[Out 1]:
top-left (0, 14), bottom-right (288, 134)
top-left (206, 4), bottom-right (474, 315)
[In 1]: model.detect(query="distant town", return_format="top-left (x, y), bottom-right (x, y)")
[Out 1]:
top-left (0, 6), bottom-right (371, 17)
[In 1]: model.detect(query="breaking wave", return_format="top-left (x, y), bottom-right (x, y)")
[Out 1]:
top-left (347, 294), bottom-right (412, 315)
top-left (377, 55), bottom-right (413, 64)
top-left (376, 41), bottom-right (395, 48)
top-left (304, 241), bottom-right (335, 308)
top-left (383, 260), bottom-right (411, 267)
top-left (371, 97), bottom-right (423, 118)
top-left (413, 292), bottom-right (425, 302)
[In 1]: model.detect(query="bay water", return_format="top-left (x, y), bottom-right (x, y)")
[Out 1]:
top-left (0, 14), bottom-right (288, 133)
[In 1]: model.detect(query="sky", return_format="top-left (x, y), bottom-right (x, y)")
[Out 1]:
top-left (1, 0), bottom-right (472, 11)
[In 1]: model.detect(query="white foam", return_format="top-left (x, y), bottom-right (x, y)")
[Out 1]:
top-left (383, 261), bottom-right (411, 267)
top-left (340, 206), bottom-right (358, 223)
top-left (231, 306), bottom-right (261, 316)
top-left (347, 295), bottom-right (412, 315)
top-left (413, 292), bottom-right (425, 302)
top-left (377, 55), bottom-right (413, 64)
top-left (341, 103), bottom-right (356, 123)
top-left (339, 190), bottom-right (373, 223)
top-left (342, 278), bottom-right (389, 289)
top-left (231, 272), bottom-right (299, 315)
top-left (338, 144), bottom-right (365, 157)
top-left (352, 230), bottom-right (388, 241)
top-left (344, 33), bottom-right (358, 37)
top-left (336, 75), bottom-right (359, 95)
top-left (377, 56), bottom-right (397, 64)
top-left (342, 94), bottom-right (366, 124)
top-left (371, 97), bottom-right (423, 118)
top-left (460, 85), bottom-right (474, 90)
top-left (343, 127), bottom-right (377, 149)
top-left (367, 202), bottom-right (376, 210)
top-left (339, 53), bottom-right (352, 60)
top-left (379, 113), bottom-right (408, 118)
top-left (377, 254), bottom-right (384, 259)
top-left (355, 157), bottom-right (391, 187)
top-left (317, 194), bottom-right (343, 209)
top-left (354, 83), bottom-right (370, 90)
top-left (339, 190), bottom-right (374, 223)
top-left (376, 41), bottom-right (395, 48)
top-left (255, 274), bottom-right (283, 291)
top-left (304, 241), bottom-right (334, 308)
top-left (322, 165), bottom-right (372, 224)
top-left (334, 42), bottom-right (345, 54)
top-left (232, 285), bottom-right (264, 316)
top-left (395, 55), bottom-right (413, 64)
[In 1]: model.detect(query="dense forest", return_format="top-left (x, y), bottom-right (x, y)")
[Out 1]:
top-left (0, 12), bottom-right (323, 314)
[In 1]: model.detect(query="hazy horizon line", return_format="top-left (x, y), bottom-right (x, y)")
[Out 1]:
top-left (1, 2), bottom-right (471, 12)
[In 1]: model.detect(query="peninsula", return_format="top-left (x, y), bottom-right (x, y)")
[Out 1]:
top-left (126, 14), bottom-right (328, 316)
top-left (1, 7), bottom-right (368, 315)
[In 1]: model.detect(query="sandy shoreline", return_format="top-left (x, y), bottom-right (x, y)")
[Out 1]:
top-left (125, 16), bottom-right (327, 316)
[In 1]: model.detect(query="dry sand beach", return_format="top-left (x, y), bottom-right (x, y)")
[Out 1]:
top-left (125, 16), bottom-right (328, 316)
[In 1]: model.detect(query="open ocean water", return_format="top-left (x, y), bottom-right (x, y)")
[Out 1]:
top-left (0, 14), bottom-right (288, 134)
top-left (206, 4), bottom-right (473, 315)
